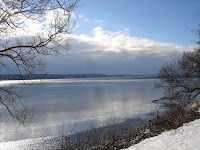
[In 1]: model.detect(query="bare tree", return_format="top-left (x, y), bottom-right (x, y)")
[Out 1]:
top-left (156, 42), bottom-right (200, 107)
top-left (0, 0), bottom-right (79, 123)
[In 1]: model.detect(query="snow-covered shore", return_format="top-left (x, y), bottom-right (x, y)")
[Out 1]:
top-left (0, 119), bottom-right (200, 149)
top-left (124, 118), bottom-right (200, 150)
top-left (0, 136), bottom-right (61, 150)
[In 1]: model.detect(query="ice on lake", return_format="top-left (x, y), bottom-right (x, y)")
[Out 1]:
top-left (0, 78), bottom-right (163, 142)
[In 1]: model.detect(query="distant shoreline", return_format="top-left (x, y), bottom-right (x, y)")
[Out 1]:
top-left (0, 74), bottom-right (158, 80)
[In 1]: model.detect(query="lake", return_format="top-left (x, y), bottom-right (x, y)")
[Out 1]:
top-left (0, 78), bottom-right (163, 142)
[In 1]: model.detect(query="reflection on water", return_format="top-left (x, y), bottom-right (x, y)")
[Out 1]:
top-left (0, 78), bottom-right (163, 142)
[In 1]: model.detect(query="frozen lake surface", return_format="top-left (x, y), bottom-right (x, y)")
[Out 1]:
top-left (0, 78), bottom-right (163, 142)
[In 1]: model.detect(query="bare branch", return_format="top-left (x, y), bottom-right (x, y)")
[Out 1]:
top-left (156, 45), bottom-right (200, 107)
top-left (0, 0), bottom-right (80, 123)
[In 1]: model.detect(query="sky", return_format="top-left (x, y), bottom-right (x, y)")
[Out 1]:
top-left (8, 0), bottom-right (200, 75)
top-left (46, 0), bottom-right (200, 74)
top-left (76, 0), bottom-right (199, 45)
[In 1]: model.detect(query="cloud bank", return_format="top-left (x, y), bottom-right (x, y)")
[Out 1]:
top-left (46, 27), bottom-right (195, 74)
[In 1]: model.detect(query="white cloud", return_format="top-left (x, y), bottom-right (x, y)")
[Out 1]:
top-left (96, 19), bottom-right (104, 23)
top-left (46, 27), bottom-right (196, 74)
top-left (3, 8), bottom-right (74, 37)
top-left (74, 25), bottom-right (79, 28)
top-left (1, 8), bottom-right (195, 75)
top-left (78, 14), bottom-right (84, 18)
top-left (72, 27), bottom-right (194, 56)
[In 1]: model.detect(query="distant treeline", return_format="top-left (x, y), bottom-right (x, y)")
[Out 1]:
top-left (0, 74), bottom-right (158, 80)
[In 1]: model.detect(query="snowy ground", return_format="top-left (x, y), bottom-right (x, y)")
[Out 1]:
top-left (124, 119), bottom-right (200, 150)
top-left (0, 136), bottom-right (61, 150)
top-left (0, 119), bottom-right (200, 150)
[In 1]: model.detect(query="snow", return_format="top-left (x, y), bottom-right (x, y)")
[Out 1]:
top-left (0, 136), bottom-right (60, 150)
top-left (124, 119), bottom-right (200, 150)
top-left (0, 119), bottom-right (200, 149)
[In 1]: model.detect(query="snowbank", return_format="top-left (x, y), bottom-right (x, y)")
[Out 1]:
top-left (124, 119), bottom-right (200, 150)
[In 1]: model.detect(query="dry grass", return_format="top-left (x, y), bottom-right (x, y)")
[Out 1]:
top-left (147, 106), bottom-right (200, 135)
top-left (58, 103), bottom-right (200, 150)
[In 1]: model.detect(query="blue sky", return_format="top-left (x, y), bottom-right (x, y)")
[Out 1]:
top-left (77, 0), bottom-right (199, 45)
top-left (47, 0), bottom-right (200, 74)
